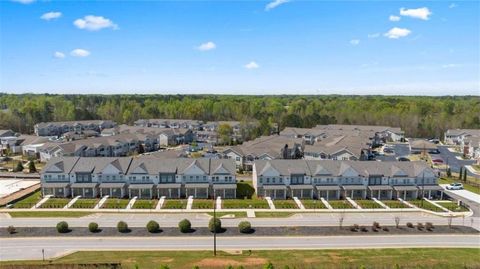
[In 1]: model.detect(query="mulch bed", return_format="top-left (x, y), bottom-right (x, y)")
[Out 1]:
top-left (0, 225), bottom-right (477, 237)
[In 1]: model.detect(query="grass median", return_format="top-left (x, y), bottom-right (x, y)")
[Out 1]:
top-left (162, 199), bottom-right (187, 209)
top-left (70, 199), bottom-right (99, 209)
top-left (382, 200), bottom-right (410, 208)
top-left (409, 200), bottom-right (446, 212)
top-left (100, 198), bottom-right (129, 209)
top-left (273, 199), bottom-right (298, 209)
top-left (328, 200), bottom-right (354, 209)
top-left (3, 248), bottom-right (478, 268)
top-left (131, 199), bottom-right (158, 209)
top-left (8, 211), bottom-right (93, 218)
top-left (40, 198), bottom-right (70, 209)
top-left (301, 199), bottom-right (327, 209)
top-left (355, 199), bottom-right (383, 209)
top-left (10, 191), bottom-right (42, 208)
top-left (222, 199), bottom-right (269, 209)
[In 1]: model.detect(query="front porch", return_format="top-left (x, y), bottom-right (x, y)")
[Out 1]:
top-left (185, 183), bottom-right (210, 198)
top-left (42, 182), bottom-right (71, 198)
top-left (419, 185), bottom-right (445, 200)
top-left (128, 184), bottom-right (155, 199)
top-left (289, 185), bottom-right (313, 199)
top-left (71, 183), bottom-right (98, 198)
top-left (342, 185), bottom-right (367, 199)
top-left (213, 184), bottom-right (237, 199)
top-left (393, 185), bottom-right (419, 200)
top-left (99, 183), bottom-right (126, 198)
top-left (368, 185), bottom-right (393, 200)
top-left (315, 185), bottom-right (341, 200)
top-left (157, 183), bottom-right (182, 198)
top-left (263, 185), bottom-right (287, 199)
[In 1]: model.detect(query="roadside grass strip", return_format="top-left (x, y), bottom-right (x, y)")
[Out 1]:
top-left (436, 201), bottom-right (469, 212)
top-left (11, 191), bottom-right (42, 208)
top-left (131, 199), bottom-right (158, 209)
top-left (162, 199), bottom-right (187, 209)
top-left (8, 211), bottom-right (93, 218)
top-left (100, 198), bottom-right (130, 209)
top-left (328, 200), bottom-right (354, 209)
top-left (355, 200), bottom-right (383, 209)
top-left (409, 200), bottom-right (446, 212)
top-left (255, 212), bottom-right (294, 218)
top-left (222, 199), bottom-right (269, 209)
top-left (207, 211), bottom-right (247, 218)
top-left (39, 198), bottom-right (70, 209)
top-left (273, 199), bottom-right (299, 209)
top-left (382, 200), bottom-right (410, 209)
top-left (192, 199), bottom-right (214, 209)
top-left (70, 199), bottom-right (99, 209)
top-left (301, 199), bottom-right (327, 209)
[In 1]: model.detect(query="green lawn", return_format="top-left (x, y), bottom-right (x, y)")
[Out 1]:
top-left (162, 199), bottom-right (187, 209)
top-left (132, 199), bottom-right (158, 209)
top-left (301, 199), bottom-right (327, 209)
top-left (355, 199), bottom-right (383, 209)
top-left (255, 212), bottom-right (294, 218)
top-left (4, 248), bottom-right (478, 269)
top-left (272, 199), bottom-right (298, 209)
top-left (409, 200), bottom-right (446, 212)
top-left (192, 199), bottom-right (214, 209)
top-left (8, 211), bottom-right (93, 218)
top-left (39, 198), bottom-right (70, 208)
top-left (222, 199), bottom-right (269, 209)
top-left (437, 201), bottom-right (470, 212)
top-left (11, 191), bottom-right (42, 208)
top-left (382, 200), bottom-right (410, 208)
top-left (100, 198), bottom-right (130, 209)
top-left (70, 199), bottom-right (99, 209)
top-left (206, 211), bottom-right (247, 218)
top-left (328, 200), bottom-right (354, 209)
top-left (439, 177), bottom-right (480, 195)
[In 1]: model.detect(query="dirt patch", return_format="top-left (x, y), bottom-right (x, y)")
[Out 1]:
top-left (196, 257), bottom-right (266, 267)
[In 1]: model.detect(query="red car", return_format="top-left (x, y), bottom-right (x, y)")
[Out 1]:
top-left (432, 159), bottom-right (443, 164)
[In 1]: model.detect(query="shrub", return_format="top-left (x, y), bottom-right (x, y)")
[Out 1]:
top-left (406, 222), bottom-right (414, 228)
top-left (146, 220), bottom-right (160, 233)
top-left (88, 222), bottom-right (98, 233)
top-left (263, 262), bottom-right (274, 269)
top-left (28, 161), bottom-right (37, 173)
top-left (209, 217), bottom-right (222, 233)
top-left (14, 162), bottom-right (24, 172)
top-left (353, 224), bottom-right (359, 229)
top-left (382, 227), bottom-right (389, 232)
top-left (238, 221), bottom-right (252, 233)
top-left (417, 222), bottom-right (424, 230)
top-left (117, 221), bottom-right (129, 233)
top-left (56, 221), bottom-right (69, 233)
top-left (7, 225), bottom-right (16, 234)
top-left (350, 225), bottom-right (358, 232)
top-left (373, 221), bottom-right (380, 228)
top-left (178, 219), bottom-right (191, 233)
top-left (426, 222), bottom-right (434, 230)
top-left (360, 226), bottom-right (368, 232)
top-left (159, 265), bottom-right (170, 269)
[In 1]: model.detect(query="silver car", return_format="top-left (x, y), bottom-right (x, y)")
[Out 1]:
top-left (446, 183), bottom-right (464, 190)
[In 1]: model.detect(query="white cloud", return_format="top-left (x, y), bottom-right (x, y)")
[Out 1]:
top-left (441, 63), bottom-right (461, 68)
top-left (265, 0), bottom-right (289, 11)
top-left (196, 41), bottom-right (216, 51)
top-left (350, 39), bottom-right (360, 46)
top-left (74, 15), bottom-right (118, 31)
top-left (449, 3), bottom-right (457, 8)
top-left (244, 61), bottom-right (259, 69)
top-left (70, 49), bottom-right (90, 57)
top-left (389, 15), bottom-right (401, 22)
top-left (368, 33), bottom-right (380, 38)
top-left (384, 27), bottom-right (411, 39)
top-left (41, 12), bottom-right (62, 21)
top-left (53, 51), bottom-right (65, 59)
top-left (400, 7), bottom-right (432, 20)
top-left (11, 0), bottom-right (35, 4)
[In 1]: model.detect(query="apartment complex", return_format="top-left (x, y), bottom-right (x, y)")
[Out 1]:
top-left (444, 129), bottom-right (480, 145)
top-left (34, 120), bottom-right (116, 137)
top-left (40, 156), bottom-right (237, 199)
top-left (252, 159), bottom-right (441, 200)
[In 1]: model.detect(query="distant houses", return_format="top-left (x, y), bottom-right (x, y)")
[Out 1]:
top-left (34, 120), bottom-right (116, 137)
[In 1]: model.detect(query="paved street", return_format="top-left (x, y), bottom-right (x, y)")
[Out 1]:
top-left (1, 212), bottom-right (478, 230)
top-left (1, 235), bottom-right (478, 261)
top-left (437, 146), bottom-right (476, 176)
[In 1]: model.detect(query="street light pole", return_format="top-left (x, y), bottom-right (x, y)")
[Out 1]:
top-left (421, 172), bottom-right (425, 206)
top-left (213, 190), bottom-right (217, 256)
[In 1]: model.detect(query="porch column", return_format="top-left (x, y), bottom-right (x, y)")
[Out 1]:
top-left (378, 190), bottom-right (380, 200)
top-left (390, 190), bottom-right (393, 200)
top-left (428, 190), bottom-right (432, 199)
top-left (194, 188), bottom-right (197, 198)
top-left (82, 188), bottom-right (85, 197)
top-left (326, 191), bottom-right (329, 200)
top-left (129, 189), bottom-right (131, 198)
top-left (301, 189), bottom-right (304, 198)
top-left (223, 189), bottom-right (226, 198)
top-left (363, 190), bottom-right (367, 199)
top-left (206, 187), bottom-right (209, 198)
top-left (440, 191), bottom-right (444, 200)
top-left (177, 188), bottom-right (180, 198)
top-left (234, 188), bottom-right (236, 199)
top-left (351, 190), bottom-right (353, 199)
top-left (403, 191), bottom-right (406, 200)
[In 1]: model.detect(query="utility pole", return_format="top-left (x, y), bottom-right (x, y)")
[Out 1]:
top-left (421, 172), bottom-right (425, 206)
top-left (213, 190), bottom-right (217, 256)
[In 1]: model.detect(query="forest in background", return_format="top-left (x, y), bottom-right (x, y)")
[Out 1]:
top-left (0, 94), bottom-right (478, 139)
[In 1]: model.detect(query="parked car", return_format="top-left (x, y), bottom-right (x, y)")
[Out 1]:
top-left (446, 183), bottom-right (463, 190)
top-left (397, 156), bottom-right (410, 161)
top-left (432, 159), bottom-right (444, 164)
top-left (384, 148), bottom-right (394, 153)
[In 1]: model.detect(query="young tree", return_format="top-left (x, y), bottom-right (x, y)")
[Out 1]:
top-left (446, 167), bottom-right (451, 178)
top-left (28, 161), bottom-right (37, 173)
top-left (14, 161), bottom-right (23, 172)
top-left (463, 169), bottom-right (467, 182)
top-left (459, 167), bottom-right (463, 180)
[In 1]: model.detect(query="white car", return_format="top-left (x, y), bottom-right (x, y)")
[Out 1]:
top-left (446, 183), bottom-right (463, 190)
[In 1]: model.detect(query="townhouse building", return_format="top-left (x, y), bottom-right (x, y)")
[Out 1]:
top-left (34, 120), bottom-right (116, 137)
top-left (40, 156), bottom-right (237, 199)
top-left (444, 129), bottom-right (480, 145)
top-left (134, 119), bottom-right (203, 130)
top-left (252, 159), bottom-right (441, 200)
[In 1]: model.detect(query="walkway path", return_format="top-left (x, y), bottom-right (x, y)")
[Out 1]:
top-left (64, 196), bottom-right (81, 209)
top-left (216, 196), bottom-right (222, 209)
top-left (126, 197), bottom-right (137, 210)
top-left (31, 195), bottom-right (51, 209)
top-left (266, 197), bottom-right (275, 210)
top-left (94, 196), bottom-right (109, 210)
top-left (186, 196), bottom-right (193, 210)
top-left (156, 196), bottom-right (165, 210)
top-left (293, 197), bottom-right (305, 210)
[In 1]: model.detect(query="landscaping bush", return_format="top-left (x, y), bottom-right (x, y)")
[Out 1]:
top-left (360, 226), bottom-right (368, 232)
top-left (350, 225), bottom-right (358, 232)
top-left (178, 219), bottom-right (191, 233)
top-left (373, 221), bottom-right (380, 229)
top-left (426, 222), bottom-right (434, 231)
top-left (88, 222), bottom-right (99, 233)
top-left (417, 222), bottom-right (424, 230)
top-left (382, 227), bottom-right (389, 232)
top-left (209, 217), bottom-right (222, 233)
top-left (146, 220), bottom-right (160, 233)
top-left (7, 225), bottom-right (16, 234)
top-left (117, 221), bottom-right (129, 233)
top-left (238, 221), bottom-right (252, 233)
top-left (406, 222), bottom-right (414, 228)
top-left (56, 221), bottom-right (69, 233)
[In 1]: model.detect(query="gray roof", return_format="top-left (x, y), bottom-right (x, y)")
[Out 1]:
top-left (255, 159), bottom-right (435, 178)
top-left (71, 157), bottom-right (132, 174)
top-left (445, 129), bottom-right (480, 137)
top-left (43, 156), bottom-right (80, 173)
top-left (224, 135), bottom-right (303, 158)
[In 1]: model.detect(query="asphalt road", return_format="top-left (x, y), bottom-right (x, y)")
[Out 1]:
top-left (437, 146), bottom-right (476, 175)
top-left (1, 235), bottom-right (479, 261)
top-left (1, 212), bottom-right (478, 230)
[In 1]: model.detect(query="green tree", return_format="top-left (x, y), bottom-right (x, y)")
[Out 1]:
top-left (218, 123), bottom-right (233, 145)
top-left (459, 167), bottom-right (463, 180)
top-left (263, 262), bottom-right (274, 269)
top-left (14, 161), bottom-right (24, 172)
top-left (28, 161), bottom-right (36, 173)
top-left (446, 167), bottom-right (451, 178)
top-left (463, 169), bottom-right (467, 182)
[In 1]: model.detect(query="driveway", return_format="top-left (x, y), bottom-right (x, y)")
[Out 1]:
top-left (437, 146), bottom-right (476, 176)
top-left (376, 143), bottom-right (410, 162)
top-left (1, 235), bottom-right (478, 261)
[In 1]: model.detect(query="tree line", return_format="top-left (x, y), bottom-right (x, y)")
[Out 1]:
top-left (0, 93), bottom-right (478, 138)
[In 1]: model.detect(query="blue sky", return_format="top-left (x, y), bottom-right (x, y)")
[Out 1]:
top-left (0, 0), bottom-right (479, 95)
